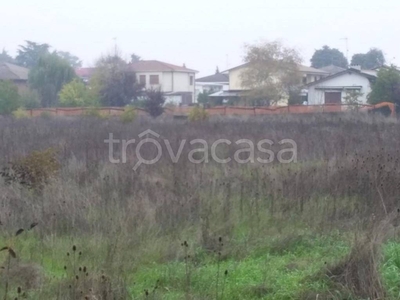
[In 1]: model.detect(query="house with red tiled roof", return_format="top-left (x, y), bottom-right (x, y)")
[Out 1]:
top-left (76, 60), bottom-right (198, 105)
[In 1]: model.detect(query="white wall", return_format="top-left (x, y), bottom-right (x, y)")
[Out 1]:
top-left (136, 72), bottom-right (163, 90)
top-left (172, 72), bottom-right (194, 92)
top-left (163, 72), bottom-right (173, 92)
top-left (165, 95), bottom-right (182, 105)
top-left (137, 71), bottom-right (196, 103)
top-left (308, 72), bottom-right (373, 105)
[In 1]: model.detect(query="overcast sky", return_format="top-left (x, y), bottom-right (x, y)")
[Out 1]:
top-left (2, 0), bottom-right (399, 77)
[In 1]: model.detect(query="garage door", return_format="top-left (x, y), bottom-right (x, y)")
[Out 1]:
top-left (324, 92), bottom-right (342, 104)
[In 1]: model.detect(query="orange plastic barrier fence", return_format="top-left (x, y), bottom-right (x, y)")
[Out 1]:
top-left (26, 102), bottom-right (396, 118)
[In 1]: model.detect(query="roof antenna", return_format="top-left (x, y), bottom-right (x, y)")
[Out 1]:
top-left (340, 37), bottom-right (349, 67)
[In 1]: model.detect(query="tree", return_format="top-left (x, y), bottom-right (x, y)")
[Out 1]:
top-left (343, 90), bottom-right (363, 110)
top-left (197, 90), bottom-right (213, 105)
top-left (0, 81), bottom-right (20, 115)
top-left (29, 53), bottom-right (76, 107)
top-left (55, 51), bottom-right (82, 68)
top-left (15, 41), bottom-right (50, 68)
top-left (287, 88), bottom-right (303, 105)
top-left (92, 54), bottom-right (142, 107)
top-left (130, 53), bottom-right (141, 63)
top-left (59, 78), bottom-right (98, 107)
top-left (351, 48), bottom-right (385, 69)
top-left (240, 40), bottom-right (303, 106)
top-left (144, 88), bottom-right (165, 117)
top-left (368, 66), bottom-right (400, 105)
top-left (0, 49), bottom-right (15, 64)
top-left (310, 45), bottom-right (348, 68)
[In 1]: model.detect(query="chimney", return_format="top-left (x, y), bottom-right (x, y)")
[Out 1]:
top-left (183, 63), bottom-right (186, 68)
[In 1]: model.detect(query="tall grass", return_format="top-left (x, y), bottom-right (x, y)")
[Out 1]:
top-left (0, 113), bottom-right (399, 299)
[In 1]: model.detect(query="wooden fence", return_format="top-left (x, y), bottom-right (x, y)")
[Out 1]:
top-left (26, 102), bottom-right (396, 118)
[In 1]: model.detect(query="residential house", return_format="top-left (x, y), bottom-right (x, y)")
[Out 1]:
top-left (195, 72), bottom-right (229, 100)
top-left (210, 63), bottom-right (329, 105)
top-left (75, 60), bottom-right (198, 105)
top-left (306, 66), bottom-right (377, 105)
top-left (0, 62), bottom-right (29, 94)
top-left (130, 60), bottom-right (197, 105)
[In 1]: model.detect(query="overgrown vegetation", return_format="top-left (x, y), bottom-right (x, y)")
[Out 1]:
top-left (188, 105), bottom-right (209, 121)
top-left (368, 66), bottom-right (400, 105)
top-left (120, 106), bottom-right (137, 123)
top-left (0, 81), bottom-right (20, 115)
top-left (0, 114), bottom-right (400, 299)
top-left (91, 53), bottom-right (142, 107)
top-left (58, 78), bottom-right (98, 107)
top-left (28, 52), bottom-right (76, 107)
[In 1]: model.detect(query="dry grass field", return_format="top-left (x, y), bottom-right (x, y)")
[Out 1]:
top-left (0, 113), bottom-right (400, 299)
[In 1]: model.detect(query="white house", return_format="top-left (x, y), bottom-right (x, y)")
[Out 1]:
top-left (306, 67), bottom-right (377, 105)
top-left (130, 60), bottom-right (197, 105)
top-left (75, 60), bottom-right (198, 105)
top-left (195, 72), bottom-right (229, 100)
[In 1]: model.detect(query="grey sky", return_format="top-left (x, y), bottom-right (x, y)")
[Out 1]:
top-left (2, 0), bottom-right (399, 77)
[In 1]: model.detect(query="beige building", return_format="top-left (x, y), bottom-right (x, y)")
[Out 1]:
top-left (227, 63), bottom-right (329, 91)
top-left (208, 63), bottom-right (329, 105)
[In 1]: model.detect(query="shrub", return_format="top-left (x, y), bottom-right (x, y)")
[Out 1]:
top-left (12, 108), bottom-right (30, 119)
top-left (120, 107), bottom-right (137, 123)
top-left (0, 148), bottom-right (60, 189)
top-left (59, 78), bottom-right (98, 107)
top-left (344, 90), bottom-right (363, 110)
top-left (0, 81), bottom-right (20, 115)
top-left (40, 111), bottom-right (53, 119)
top-left (188, 106), bottom-right (209, 121)
top-left (144, 88), bottom-right (165, 118)
top-left (20, 89), bottom-right (41, 109)
top-left (82, 107), bottom-right (106, 119)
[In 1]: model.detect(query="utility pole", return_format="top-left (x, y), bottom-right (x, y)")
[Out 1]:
top-left (113, 37), bottom-right (117, 56)
top-left (340, 37), bottom-right (349, 66)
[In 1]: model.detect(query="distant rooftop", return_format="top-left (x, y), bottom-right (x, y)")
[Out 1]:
top-left (318, 65), bottom-right (346, 75)
top-left (129, 60), bottom-right (197, 73)
top-left (0, 63), bottom-right (29, 81)
top-left (297, 65), bottom-right (329, 74)
top-left (75, 60), bottom-right (197, 78)
top-left (196, 72), bottom-right (229, 83)
top-left (75, 67), bottom-right (95, 78)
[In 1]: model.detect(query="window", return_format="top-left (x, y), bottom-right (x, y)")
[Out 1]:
top-left (149, 75), bottom-right (159, 85)
top-left (189, 76), bottom-right (194, 86)
top-left (139, 75), bottom-right (146, 85)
